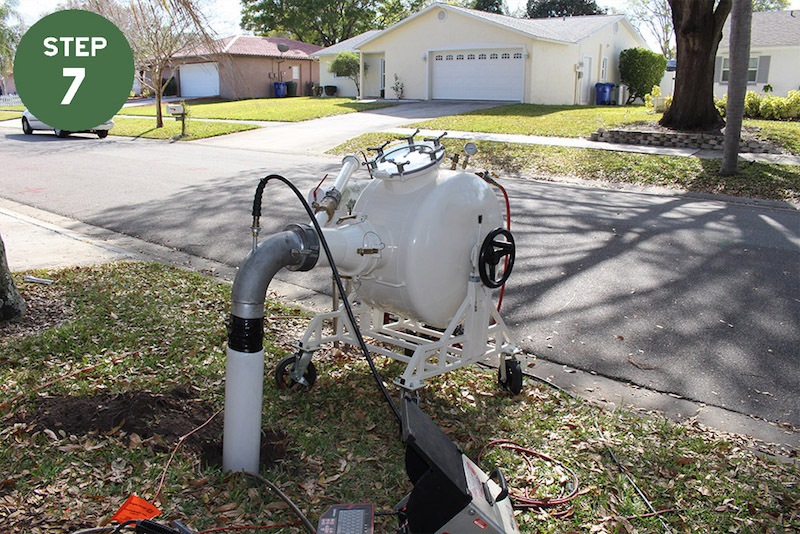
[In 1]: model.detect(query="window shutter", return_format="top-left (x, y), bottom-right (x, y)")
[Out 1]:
top-left (714, 57), bottom-right (723, 82)
top-left (756, 56), bottom-right (770, 83)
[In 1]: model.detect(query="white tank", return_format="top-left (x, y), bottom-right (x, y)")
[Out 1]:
top-left (320, 142), bottom-right (504, 328)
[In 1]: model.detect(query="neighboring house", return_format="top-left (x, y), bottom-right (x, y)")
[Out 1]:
top-left (0, 73), bottom-right (15, 95)
top-left (317, 30), bottom-right (382, 98)
top-left (172, 35), bottom-right (323, 99)
top-left (315, 2), bottom-right (647, 104)
top-left (713, 9), bottom-right (800, 98)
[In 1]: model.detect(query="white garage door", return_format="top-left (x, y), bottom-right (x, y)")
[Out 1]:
top-left (431, 49), bottom-right (524, 101)
top-left (179, 62), bottom-right (219, 98)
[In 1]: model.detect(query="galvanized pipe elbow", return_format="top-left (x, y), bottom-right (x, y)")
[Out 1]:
top-left (230, 224), bottom-right (319, 322)
top-left (223, 223), bottom-right (318, 474)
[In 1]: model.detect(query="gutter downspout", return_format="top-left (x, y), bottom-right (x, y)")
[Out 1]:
top-left (223, 224), bottom-right (319, 474)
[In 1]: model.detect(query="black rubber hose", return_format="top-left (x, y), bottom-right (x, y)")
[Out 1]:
top-left (257, 174), bottom-right (403, 428)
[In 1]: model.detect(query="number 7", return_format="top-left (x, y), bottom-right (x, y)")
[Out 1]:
top-left (61, 67), bottom-right (86, 105)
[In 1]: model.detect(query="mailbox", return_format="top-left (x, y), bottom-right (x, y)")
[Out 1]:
top-left (166, 103), bottom-right (184, 115)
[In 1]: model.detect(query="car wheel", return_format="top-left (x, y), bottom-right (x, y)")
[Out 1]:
top-left (97, 130), bottom-right (108, 139)
top-left (54, 129), bottom-right (70, 138)
top-left (22, 117), bottom-right (33, 135)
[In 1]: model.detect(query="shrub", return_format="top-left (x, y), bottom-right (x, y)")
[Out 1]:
top-left (744, 91), bottom-right (763, 117)
top-left (715, 93), bottom-right (728, 117)
top-left (619, 47), bottom-right (667, 104)
top-left (329, 52), bottom-right (366, 93)
top-left (644, 85), bottom-right (660, 110)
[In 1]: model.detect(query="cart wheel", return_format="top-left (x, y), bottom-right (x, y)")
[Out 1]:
top-left (275, 354), bottom-right (317, 389)
top-left (499, 359), bottom-right (523, 394)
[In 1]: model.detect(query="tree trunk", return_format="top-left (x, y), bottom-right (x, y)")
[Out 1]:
top-left (659, 0), bottom-right (732, 132)
top-left (720, 0), bottom-right (752, 176)
top-left (155, 67), bottom-right (164, 128)
top-left (0, 233), bottom-right (26, 321)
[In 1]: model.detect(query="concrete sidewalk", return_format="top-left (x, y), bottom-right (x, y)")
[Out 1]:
top-left (1, 204), bottom-right (135, 271)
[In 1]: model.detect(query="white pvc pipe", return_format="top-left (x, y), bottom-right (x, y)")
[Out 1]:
top-left (222, 346), bottom-right (265, 474)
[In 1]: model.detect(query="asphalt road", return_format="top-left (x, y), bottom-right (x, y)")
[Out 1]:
top-left (1, 122), bottom-right (798, 428)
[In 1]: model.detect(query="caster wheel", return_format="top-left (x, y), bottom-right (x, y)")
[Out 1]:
top-left (499, 359), bottom-right (523, 394)
top-left (275, 353), bottom-right (317, 389)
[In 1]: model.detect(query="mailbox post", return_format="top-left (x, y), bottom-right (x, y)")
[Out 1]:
top-left (166, 102), bottom-right (186, 137)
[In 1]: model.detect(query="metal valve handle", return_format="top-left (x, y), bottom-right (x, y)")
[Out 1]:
top-left (478, 228), bottom-right (515, 289)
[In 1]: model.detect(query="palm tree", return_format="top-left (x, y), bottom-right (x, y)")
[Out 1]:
top-left (721, 0), bottom-right (752, 175)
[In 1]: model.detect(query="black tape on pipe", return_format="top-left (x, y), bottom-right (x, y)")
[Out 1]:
top-left (227, 315), bottom-right (264, 353)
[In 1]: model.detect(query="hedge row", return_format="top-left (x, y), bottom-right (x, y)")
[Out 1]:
top-left (716, 90), bottom-right (800, 120)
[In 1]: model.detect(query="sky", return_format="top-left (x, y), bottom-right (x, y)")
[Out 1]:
top-left (16, 0), bottom-right (800, 38)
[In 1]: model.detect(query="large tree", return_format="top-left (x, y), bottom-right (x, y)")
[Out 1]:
top-left (0, 0), bottom-right (22, 95)
top-left (0, 235), bottom-right (25, 321)
top-left (0, 2), bottom-right (25, 321)
top-left (241, 0), bottom-right (423, 47)
top-left (474, 0), bottom-right (505, 14)
top-left (659, 0), bottom-right (732, 132)
top-left (67, 0), bottom-right (205, 128)
top-left (526, 0), bottom-right (605, 18)
top-left (721, 0), bottom-right (752, 175)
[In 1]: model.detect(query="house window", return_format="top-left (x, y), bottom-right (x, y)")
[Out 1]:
top-left (467, 54), bottom-right (475, 60)
top-left (721, 57), bottom-right (759, 83)
top-left (501, 53), bottom-right (510, 59)
top-left (489, 53), bottom-right (498, 59)
top-left (445, 54), bottom-right (454, 60)
top-left (435, 55), bottom-right (443, 61)
top-left (600, 57), bottom-right (608, 80)
top-left (513, 52), bottom-right (523, 59)
top-left (456, 54), bottom-right (464, 60)
top-left (292, 66), bottom-right (300, 80)
top-left (478, 53), bottom-right (487, 60)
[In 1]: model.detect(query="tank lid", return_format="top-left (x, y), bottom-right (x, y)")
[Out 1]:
top-left (372, 141), bottom-right (445, 181)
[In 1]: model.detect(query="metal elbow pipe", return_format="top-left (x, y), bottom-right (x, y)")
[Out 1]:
top-left (223, 224), bottom-right (319, 474)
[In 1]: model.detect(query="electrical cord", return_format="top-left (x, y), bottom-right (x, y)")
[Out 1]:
top-left (478, 439), bottom-right (579, 517)
top-left (253, 174), bottom-right (402, 427)
top-left (246, 472), bottom-right (316, 533)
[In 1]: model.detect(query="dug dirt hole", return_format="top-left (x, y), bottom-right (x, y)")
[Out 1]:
top-left (21, 387), bottom-right (288, 471)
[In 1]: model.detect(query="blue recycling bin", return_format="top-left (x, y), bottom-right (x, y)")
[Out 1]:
top-left (273, 81), bottom-right (287, 98)
top-left (595, 82), bottom-right (614, 105)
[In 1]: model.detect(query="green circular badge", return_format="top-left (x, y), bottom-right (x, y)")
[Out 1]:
top-left (14, 10), bottom-right (134, 132)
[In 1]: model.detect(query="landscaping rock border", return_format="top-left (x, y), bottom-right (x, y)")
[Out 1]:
top-left (590, 127), bottom-right (781, 154)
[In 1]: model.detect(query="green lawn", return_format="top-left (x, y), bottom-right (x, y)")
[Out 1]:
top-left (109, 116), bottom-right (258, 140)
top-left (0, 110), bottom-right (22, 121)
top-left (2, 262), bottom-right (798, 533)
top-left (411, 103), bottom-right (660, 138)
top-left (121, 97), bottom-right (396, 122)
top-left (331, 134), bottom-right (800, 203)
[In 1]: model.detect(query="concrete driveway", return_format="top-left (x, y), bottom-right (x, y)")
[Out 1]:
top-left (192, 100), bottom-right (503, 154)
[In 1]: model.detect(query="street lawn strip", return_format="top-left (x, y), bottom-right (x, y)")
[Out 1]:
top-left (1, 262), bottom-right (798, 532)
top-left (0, 104), bottom-right (26, 112)
top-left (120, 97), bottom-right (395, 122)
top-left (409, 103), bottom-right (660, 138)
top-left (331, 133), bottom-right (800, 203)
top-left (109, 116), bottom-right (258, 140)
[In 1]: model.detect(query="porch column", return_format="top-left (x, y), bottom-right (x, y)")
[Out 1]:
top-left (359, 51), bottom-right (364, 100)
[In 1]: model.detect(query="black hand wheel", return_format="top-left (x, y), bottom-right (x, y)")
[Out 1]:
top-left (275, 353), bottom-right (317, 389)
top-left (479, 228), bottom-right (515, 289)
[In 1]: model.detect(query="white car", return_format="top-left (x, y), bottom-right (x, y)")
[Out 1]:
top-left (21, 109), bottom-right (113, 139)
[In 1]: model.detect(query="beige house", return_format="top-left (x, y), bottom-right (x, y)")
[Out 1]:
top-left (172, 36), bottom-right (322, 99)
top-left (713, 10), bottom-right (800, 98)
top-left (316, 2), bottom-right (647, 105)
